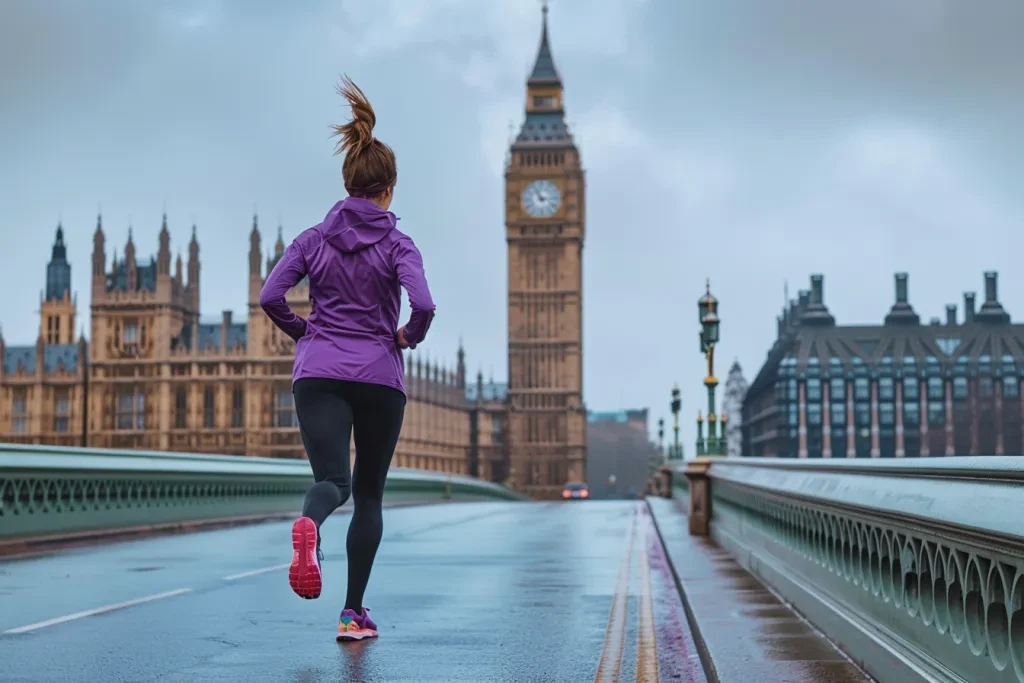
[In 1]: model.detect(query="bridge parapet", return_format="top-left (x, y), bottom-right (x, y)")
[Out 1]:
top-left (674, 456), bottom-right (1024, 683)
top-left (0, 444), bottom-right (524, 548)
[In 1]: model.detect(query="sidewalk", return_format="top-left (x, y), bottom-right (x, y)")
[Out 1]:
top-left (647, 497), bottom-right (874, 683)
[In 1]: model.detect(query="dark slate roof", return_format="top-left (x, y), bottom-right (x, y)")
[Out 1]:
top-left (3, 346), bottom-right (35, 375)
top-left (107, 258), bottom-right (157, 292)
top-left (44, 344), bottom-right (79, 372)
top-left (197, 324), bottom-right (221, 351)
top-left (465, 381), bottom-right (509, 403)
top-left (170, 321), bottom-right (247, 353)
top-left (528, 9), bottom-right (560, 85)
top-left (46, 225), bottom-right (72, 302)
top-left (2, 344), bottom-right (79, 375)
top-left (515, 111), bottom-right (573, 146)
top-left (747, 272), bottom-right (1023, 396)
top-left (749, 311), bottom-right (1024, 398)
top-left (225, 323), bottom-right (247, 351)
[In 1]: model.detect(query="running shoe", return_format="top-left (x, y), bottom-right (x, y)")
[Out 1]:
top-left (336, 607), bottom-right (379, 641)
top-left (289, 517), bottom-right (323, 599)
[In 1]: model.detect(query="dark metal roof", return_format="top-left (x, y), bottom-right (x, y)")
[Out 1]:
top-left (747, 271), bottom-right (1021, 396)
top-left (528, 5), bottom-right (560, 86)
top-left (107, 258), bottom-right (157, 293)
top-left (2, 347), bottom-right (35, 375)
top-left (178, 322), bottom-right (248, 353)
top-left (2, 344), bottom-right (80, 375)
top-left (515, 111), bottom-right (573, 146)
top-left (465, 381), bottom-right (509, 403)
top-left (46, 225), bottom-right (72, 302)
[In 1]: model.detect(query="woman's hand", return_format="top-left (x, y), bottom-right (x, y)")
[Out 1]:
top-left (396, 327), bottom-right (410, 349)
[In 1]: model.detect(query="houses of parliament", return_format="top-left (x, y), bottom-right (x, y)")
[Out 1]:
top-left (0, 7), bottom-right (587, 500)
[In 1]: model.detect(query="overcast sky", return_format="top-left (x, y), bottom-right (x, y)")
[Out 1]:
top-left (2, 0), bottom-right (1023, 451)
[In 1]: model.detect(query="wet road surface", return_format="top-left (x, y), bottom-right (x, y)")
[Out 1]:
top-left (0, 500), bottom-right (705, 682)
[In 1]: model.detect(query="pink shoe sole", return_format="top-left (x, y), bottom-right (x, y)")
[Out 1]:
top-left (289, 517), bottom-right (322, 599)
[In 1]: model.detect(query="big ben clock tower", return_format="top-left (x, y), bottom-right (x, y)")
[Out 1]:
top-left (505, 3), bottom-right (587, 500)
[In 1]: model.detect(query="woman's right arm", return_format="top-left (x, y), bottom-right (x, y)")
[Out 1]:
top-left (393, 236), bottom-right (435, 349)
top-left (259, 240), bottom-right (308, 342)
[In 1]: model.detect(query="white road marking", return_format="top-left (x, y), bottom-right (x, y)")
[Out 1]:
top-left (3, 588), bottom-right (193, 635)
top-left (222, 563), bottom-right (290, 581)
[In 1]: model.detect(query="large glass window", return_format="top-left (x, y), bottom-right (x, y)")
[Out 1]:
top-left (903, 377), bottom-right (919, 400)
top-left (203, 387), bottom-right (216, 428)
top-left (904, 402), bottom-right (920, 426)
top-left (806, 379), bottom-right (821, 402)
top-left (953, 377), bottom-right (968, 399)
top-left (879, 377), bottom-right (894, 401)
top-left (274, 389), bottom-right (297, 428)
top-left (879, 403), bottom-right (895, 426)
top-left (830, 403), bottom-right (846, 426)
top-left (807, 403), bottom-right (822, 426)
top-left (928, 401), bottom-right (945, 425)
top-left (927, 377), bottom-right (944, 400)
top-left (11, 388), bottom-right (28, 434)
top-left (979, 377), bottom-right (994, 398)
top-left (116, 387), bottom-right (145, 430)
top-left (1003, 378), bottom-right (1020, 399)
top-left (786, 379), bottom-right (797, 401)
top-left (232, 386), bottom-right (245, 427)
top-left (53, 389), bottom-right (70, 433)
top-left (174, 389), bottom-right (187, 428)
top-left (829, 378), bottom-right (845, 401)
top-left (854, 378), bottom-right (870, 401)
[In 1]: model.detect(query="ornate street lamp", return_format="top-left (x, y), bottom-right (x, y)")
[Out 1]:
top-left (697, 279), bottom-right (727, 456)
top-left (670, 386), bottom-right (682, 460)
top-left (657, 417), bottom-right (665, 461)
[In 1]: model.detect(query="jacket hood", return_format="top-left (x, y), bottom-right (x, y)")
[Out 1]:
top-left (322, 197), bottom-right (398, 252)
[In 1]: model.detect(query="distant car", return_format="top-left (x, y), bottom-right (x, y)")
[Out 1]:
top-left (562, 482), bottom-right (590, 500)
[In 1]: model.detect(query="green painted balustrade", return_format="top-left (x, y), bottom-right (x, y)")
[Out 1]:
top-left (0, 444), bottom-right (525, 543)
top-left (673, 457), bottom-right (1024, 683)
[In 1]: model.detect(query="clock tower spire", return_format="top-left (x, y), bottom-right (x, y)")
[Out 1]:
top-left (504, 3), bottom-right (587, 500)
top-left (515, 1), bottom-right (573, 148)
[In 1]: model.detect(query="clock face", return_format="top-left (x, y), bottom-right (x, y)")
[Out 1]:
top-left (521, 179), bottom-right (561, 218)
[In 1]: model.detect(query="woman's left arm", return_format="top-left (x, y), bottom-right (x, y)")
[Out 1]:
top-left (259, 241), bottom-right (308, 342)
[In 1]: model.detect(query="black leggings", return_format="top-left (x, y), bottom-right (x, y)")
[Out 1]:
top-left (293, 377), bottom-right (406, 613)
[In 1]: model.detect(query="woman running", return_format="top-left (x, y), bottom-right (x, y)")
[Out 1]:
top-left (260, 75), bottom-right (435, 642)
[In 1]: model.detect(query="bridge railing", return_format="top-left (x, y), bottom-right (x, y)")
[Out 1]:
top-left (667, 456), bottom-right (1024, 683)
top-left (0, 444), bottom-right (524, 546)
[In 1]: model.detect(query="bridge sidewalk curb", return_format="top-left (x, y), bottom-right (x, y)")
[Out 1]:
top-left (645, 496), bottom-right (719, 683)
top-left (645, 496), bottom-right (875, 683)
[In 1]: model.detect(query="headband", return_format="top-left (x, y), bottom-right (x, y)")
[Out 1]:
top-left (345, 176), bottom-right (396, 197)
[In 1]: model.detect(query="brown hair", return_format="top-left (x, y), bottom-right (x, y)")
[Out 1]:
top-left (330, 75), bottom-right (397, 199)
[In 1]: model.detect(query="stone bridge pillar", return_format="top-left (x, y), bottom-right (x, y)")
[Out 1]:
top-left (684, 457), bottom-right (712, 536)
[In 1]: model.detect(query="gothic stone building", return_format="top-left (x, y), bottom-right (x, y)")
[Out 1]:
top-left (504, 5), bottom-right (588, 499)
top-left (0, 221), bottom-right (510, 481)
top-left (743, 271), bottom-right (1024, 458)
